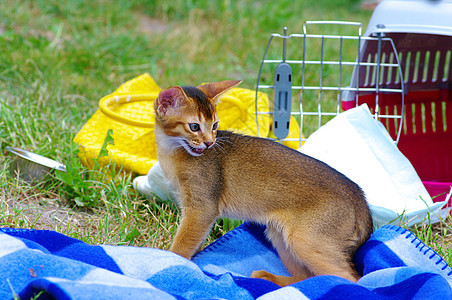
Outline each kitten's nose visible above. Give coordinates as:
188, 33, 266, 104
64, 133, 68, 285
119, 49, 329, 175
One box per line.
204, 142, 214, 148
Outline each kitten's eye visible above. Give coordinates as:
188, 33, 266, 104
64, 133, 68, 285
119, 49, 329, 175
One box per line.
189, 123, 200, 132
212, 122, 219, 130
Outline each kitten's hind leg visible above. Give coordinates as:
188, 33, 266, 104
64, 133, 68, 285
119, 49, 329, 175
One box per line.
250, 224, 313, 286
250, 223, 360, 286
287, 227, 361, 283
170, 206, 218, 259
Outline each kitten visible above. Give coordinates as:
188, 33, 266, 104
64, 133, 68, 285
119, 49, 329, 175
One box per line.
153, 80, 373, 286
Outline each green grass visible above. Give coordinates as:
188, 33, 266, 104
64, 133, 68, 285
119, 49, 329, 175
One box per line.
1, 0, 451, 267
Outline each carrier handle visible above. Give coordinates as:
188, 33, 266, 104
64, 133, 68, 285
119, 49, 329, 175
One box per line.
302, 21, 362, 36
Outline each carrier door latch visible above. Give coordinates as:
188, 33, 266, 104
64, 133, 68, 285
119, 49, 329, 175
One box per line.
273, 62, 293, 140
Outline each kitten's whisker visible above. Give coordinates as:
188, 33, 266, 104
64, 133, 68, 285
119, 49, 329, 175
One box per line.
175, 147, 185, 154
213, 143, 226, 154
214, 140, 224, 149
215, 138, 232, 150
216, 136, 233, 146
216, 136, 230, 141
215, 137, 228, 143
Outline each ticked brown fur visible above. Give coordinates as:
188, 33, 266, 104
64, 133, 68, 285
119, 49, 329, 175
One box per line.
153, 80, 373, 286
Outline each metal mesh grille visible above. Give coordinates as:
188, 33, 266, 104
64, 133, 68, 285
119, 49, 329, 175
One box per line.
255, 21, 405, 148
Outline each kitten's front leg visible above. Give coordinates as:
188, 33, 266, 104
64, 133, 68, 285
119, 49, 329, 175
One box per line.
170, 206, 218, 259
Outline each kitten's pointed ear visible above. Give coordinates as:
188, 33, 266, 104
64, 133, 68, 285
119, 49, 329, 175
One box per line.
154, 86, 187, 116
197, 80, 242, 102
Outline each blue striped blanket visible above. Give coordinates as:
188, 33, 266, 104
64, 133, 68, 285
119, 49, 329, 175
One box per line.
1, 223, 451, 299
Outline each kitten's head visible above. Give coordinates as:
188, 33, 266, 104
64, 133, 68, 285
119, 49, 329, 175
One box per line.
154, 80, 241, 156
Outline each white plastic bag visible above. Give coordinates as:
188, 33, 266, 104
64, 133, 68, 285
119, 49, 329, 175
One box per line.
299, 104, 450, 227
133, 161, 176, 202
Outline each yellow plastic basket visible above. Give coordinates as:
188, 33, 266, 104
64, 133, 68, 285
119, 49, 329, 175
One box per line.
74, 73, 301, 175
74, 74, 160, 174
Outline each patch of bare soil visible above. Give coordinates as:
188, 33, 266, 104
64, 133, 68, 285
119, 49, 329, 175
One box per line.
136, 13, 169, 34
1, 186, 100, 236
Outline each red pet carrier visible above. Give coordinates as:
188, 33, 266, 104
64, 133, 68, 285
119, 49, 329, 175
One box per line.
342, 0, 452, 204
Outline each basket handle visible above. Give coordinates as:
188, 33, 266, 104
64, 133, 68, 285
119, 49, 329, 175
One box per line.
218, 94, 248, 122
99, 93, 159, 128
99, 91, 248, 127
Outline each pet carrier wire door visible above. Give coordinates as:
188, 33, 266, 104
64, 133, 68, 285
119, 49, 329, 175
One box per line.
255, 21, 405, 149
343, 0, 452, 204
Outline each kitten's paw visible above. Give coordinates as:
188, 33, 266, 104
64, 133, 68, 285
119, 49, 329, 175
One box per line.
251, 270, 302, 286
250, 270, 274, 281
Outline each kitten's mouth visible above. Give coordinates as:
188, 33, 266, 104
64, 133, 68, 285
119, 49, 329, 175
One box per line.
183, 141, 205, 156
